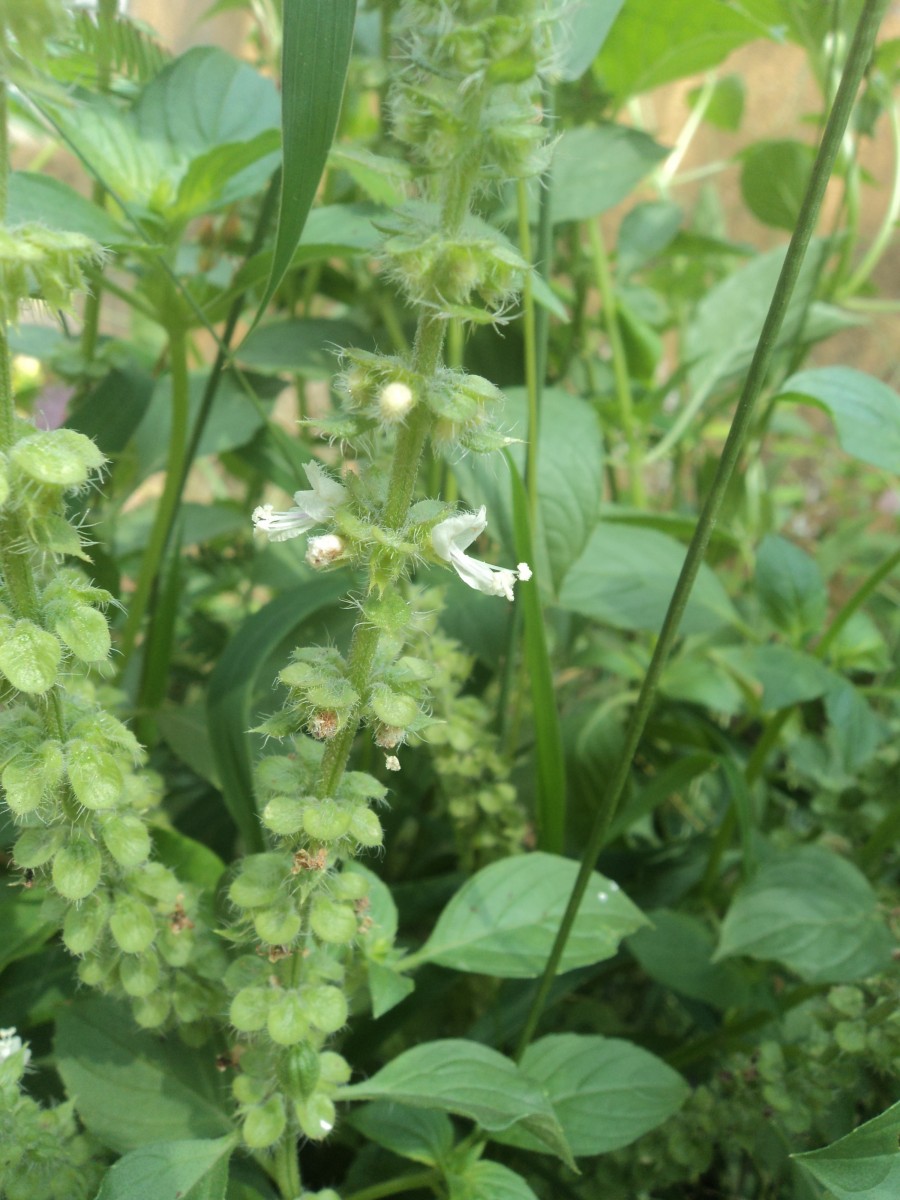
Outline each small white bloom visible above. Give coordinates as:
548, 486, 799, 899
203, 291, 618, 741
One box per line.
431, 506, 531, 602
0, 1027, 29, 1066
378, 380, 414, 423
252, 461, 347, 543
306, 533, 346, 569
384, 755, 401, 772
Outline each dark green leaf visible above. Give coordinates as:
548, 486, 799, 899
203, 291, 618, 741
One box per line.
544, 125, 668, 224
347, 1102, 454, 1167
794, 1099, 900, 1199
777, 366, 900, 473
715, 846, 893, 983
448, 1161, 539, 1200
415, 852, 647, 978
255, 0, 358, 320
559, 523, 738, 635
55, 997, 232, 1153
337, 1039, 574, 1167
0, 889, 59, 973
497, 1034, 688, 1156
94, 1137, 234, 1200
755, 534, 827, 641
235, 318, 365, 377
741, 139, 815, 229
719, 645, 832, 711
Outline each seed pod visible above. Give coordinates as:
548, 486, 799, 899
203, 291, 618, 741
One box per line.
0, 620, 61, 694
52, 835, 102, 901
260, 794, 307, 837
242, 1095, 286, 1149
303, 985, 348, 1035
65, 741, 123, 811
229, 853, 289, 910
294, 1093, 336, 1142
62, 892, 110, 955
230, 986, 271, 1033
131, 991, 171, 1029
309, 897, 358, 945
332, 871, 369, 902
267, 990, 309, 1046
157, 925, 194, 967
302, 800, 353, 842
14, 825, 65, 869
98, 811, 151, 868
77, 953, 115, 989
173, 976, 210, 1024
233, 1073, 269, 1106
349, 807, 383, 848
318, 1051, 351, 1086
277, 1042, 321, 1100
253, 904, 301, 946
119, 951, 161, 998
109, 895, 157, 953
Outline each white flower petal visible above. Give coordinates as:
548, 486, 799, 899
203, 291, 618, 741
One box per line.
431, 506, 487, 561
252, 504, 316, 542
450, 546, 519, 601
431, 506, 532, 601
298, 461, 347, 521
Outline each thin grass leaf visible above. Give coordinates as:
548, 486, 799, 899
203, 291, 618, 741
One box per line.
505, 450, 566, 854
206, 576, 350, 853
251, 0, 358, 326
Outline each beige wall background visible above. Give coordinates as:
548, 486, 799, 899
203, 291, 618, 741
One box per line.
130, 2, 900, 383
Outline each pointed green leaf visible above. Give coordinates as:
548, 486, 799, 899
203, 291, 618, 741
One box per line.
94, 1137, 234, 1200
794, 1100, 900, 1199
449, 1161, 539, 1200
777, 366, 900, 473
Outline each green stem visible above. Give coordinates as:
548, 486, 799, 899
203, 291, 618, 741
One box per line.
588, 219, 644, 506
346, 1168, 438, 1200
517, 177, 540, 525
117, 297, 191, 672
513, 0, 890, 1061
270, 1135, 302, 1200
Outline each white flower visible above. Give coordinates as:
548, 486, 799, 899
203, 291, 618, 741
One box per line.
431, 506, 531, 601
252, 461, 346, 543
0, 1027, 29, 1066
306, 533, 346, 569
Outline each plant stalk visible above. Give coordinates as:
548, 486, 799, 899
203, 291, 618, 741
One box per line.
514, 0, 890, 1060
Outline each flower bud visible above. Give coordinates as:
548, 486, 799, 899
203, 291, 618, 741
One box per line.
53, 604, 111, 664
118, 951, 161, 998
378, 381, 415, 423
303, 985, 348, 1034
261, 794, 308, 837
294, 1094, 336, 1141
77, 955, 115, 989
308, 709, 340, 740
332, 871, 369, 902
267, 990, 309, 1045
109, 895, 157, 954
98, 811, 151, 868
370, 684, 419, 728
62, 892, 110, 955
0, 619, 61, 694
318, 1051, 352, 1086
302, 799, 353, 842
243, 1095, 287, 1149
224, 954, 269, 992
229, 853, 290, 910
233, 1073, 269, 1106
66, 741, 124, 811
14, 825, 65, 869
310, 897, 358, 945
10, 428, 105, 489
230, 986, 271, 1033
306, 534, 346, 570
52, 835, 102, 901
172, 977, 211, 1024
253, 904, 301, 946
277, 1042, 321, 1100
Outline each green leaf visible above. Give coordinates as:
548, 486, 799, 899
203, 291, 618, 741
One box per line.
207, 576, 350, 853
173, 130, 281, 218
235, 318, 365, 377
157, 701, 221, 787
715, 846, 893, 983
559, 523, 737, 635
741, 139, 815, 230
617, 201, 683, 277
367, 962, 415, 1019
152, 827, 226, 893
689, 74, 745, 131
794, 1099, 900, 1199
254, 0, 358, 321
0, 889, 59, 973
7, 172, 128, 246
497, 1034, 688, 1157
595, 0, 778, 101
719, 645, 832, 711
448, 1161, 539, 1200
94, 1137, 234, 1200
543, 125, 668, 224
55, 997, 232, 1153
553, 0, 626, 82
328, 143, 411, 205
415, 852, 647, 978
755, 534, 827, 641
337, 1039, 574, 1167
347, 1102, 454, 1167
776, 366, 900, 473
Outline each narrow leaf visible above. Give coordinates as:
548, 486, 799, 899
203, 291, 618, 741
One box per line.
253, 0, 357, 323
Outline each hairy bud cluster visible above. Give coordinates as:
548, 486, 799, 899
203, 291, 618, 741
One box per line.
0, 226, 106, 328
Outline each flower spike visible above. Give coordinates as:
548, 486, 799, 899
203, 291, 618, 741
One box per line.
252, 461, 347, 543
431, 506, 531, 601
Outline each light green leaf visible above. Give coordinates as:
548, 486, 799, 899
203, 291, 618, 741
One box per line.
416, 853, 647, 978
55, 997, 232, 1153
448, 1161, 539, 1200
7, 172, 128, 246
337, 1039, 574, 1167
347, 1102, 454, 1167
94, 1137, 234, 1200
718, 645, 832, 711
777, 366, 900, 473
254, 0, 358, 321
367, 962, 415, 1019
553, 0, 626, 82
794, 1099, 900, 1199
329, 143, 412, 205
715, 846, 893, 983
689, 74, 745, 131
544, 125, 668, 224
755, 534, 827, 641
559, 523, 737, 635
497, 1034, 688, 1157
